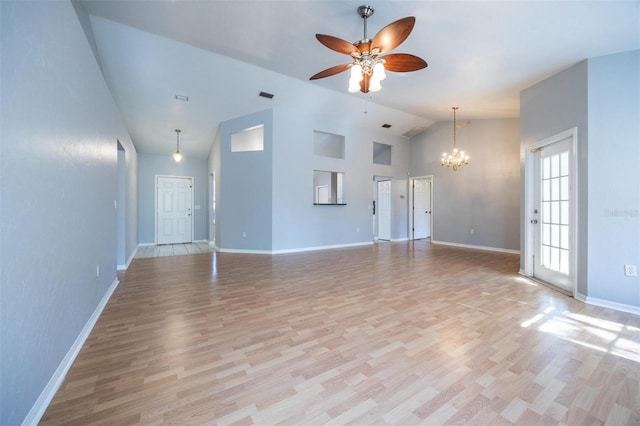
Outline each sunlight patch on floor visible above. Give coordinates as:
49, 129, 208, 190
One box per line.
521, 308, 640, 363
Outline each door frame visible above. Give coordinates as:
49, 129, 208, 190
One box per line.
155, 174, 195, 245
373, 176, 393, 241
523, 127, 578, 296
409, 175, 433, 240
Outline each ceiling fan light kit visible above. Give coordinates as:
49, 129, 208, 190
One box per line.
310, 5, 427, 94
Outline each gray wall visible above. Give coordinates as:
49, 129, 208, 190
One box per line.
520, 51, 639, 307
138, 153, 208, 244
587, 51, 639, 305
410, 118, 521, 251
210, 106, 412, 252
0, 1, 138, 423
520, 60, 589, 297
219, 109, 274, 251
272, 106, 411, 250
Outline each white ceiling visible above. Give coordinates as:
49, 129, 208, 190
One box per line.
79, 0, 639, 157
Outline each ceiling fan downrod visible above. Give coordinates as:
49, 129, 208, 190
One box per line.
357, 5, 374, 41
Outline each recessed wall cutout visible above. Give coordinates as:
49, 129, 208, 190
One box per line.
314, 130, 345, 159
373, 142, 392, 165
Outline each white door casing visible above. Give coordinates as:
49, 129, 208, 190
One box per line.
156, 175, 193, 245
525, 128, 577, 295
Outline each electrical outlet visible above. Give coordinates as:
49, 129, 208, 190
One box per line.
242, 231, 246, 238
96, 265, 100, 278
356, 227, 360, 233
624, 264, 637, 277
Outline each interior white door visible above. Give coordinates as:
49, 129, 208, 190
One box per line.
532, 136, 574, 293
413, 178, 431, 239
377, 180, 391, 241
157, 176, 193, 244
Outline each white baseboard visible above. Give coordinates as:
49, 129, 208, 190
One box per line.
520, 270, 639, 316
117, 244, 139, 271
22, 278, 120, 426
138, 242, 155, 247
575, 293, 640, 316
218, 248, 272, 254
431, 240, 520, 255
391, 238, 409, 242
218, 241, 373, 255
194, 239, 208, 243
272, 241, 373, 254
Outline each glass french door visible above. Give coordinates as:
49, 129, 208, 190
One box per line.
532, 136, 574, 293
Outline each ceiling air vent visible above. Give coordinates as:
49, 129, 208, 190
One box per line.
259, 91, 274, 99
381, 123, 392, 128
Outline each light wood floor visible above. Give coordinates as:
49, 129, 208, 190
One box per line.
135, 242, 215, 259
42, 241, 639, 425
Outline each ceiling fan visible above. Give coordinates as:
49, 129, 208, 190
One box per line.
310, 5, 427, 94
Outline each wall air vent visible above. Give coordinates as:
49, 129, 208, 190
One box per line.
259, 91, 274, 99
381, 123, 392, 128
174, 94, 189, 102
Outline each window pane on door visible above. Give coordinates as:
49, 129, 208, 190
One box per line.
540, 150, 570, 275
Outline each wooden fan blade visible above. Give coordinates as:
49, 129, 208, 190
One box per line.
315, 34, 357, 55
382, 53, 428, 72
371, 17, 415, 54
310, 63, 351, 80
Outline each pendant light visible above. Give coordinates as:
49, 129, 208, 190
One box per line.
173, 129, 183, 163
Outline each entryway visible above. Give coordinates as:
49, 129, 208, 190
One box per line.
156, 175, 194, 245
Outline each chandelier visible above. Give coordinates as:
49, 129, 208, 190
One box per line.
441, 107, 469, 171
173, 128, 183, 163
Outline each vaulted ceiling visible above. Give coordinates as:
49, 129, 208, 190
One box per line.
79, 1, 639, 157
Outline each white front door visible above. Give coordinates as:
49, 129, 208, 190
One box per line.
377, 180, 391, 241
532, 136, 574, 293
413, 178, 431, 239
157, 176, 193, 245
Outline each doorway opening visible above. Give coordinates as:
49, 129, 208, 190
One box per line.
524, 128, 577, 296
116, 141, 126, 269
373, 177, 392, 241
409, 176, 433, 240
210, 171, 216, 247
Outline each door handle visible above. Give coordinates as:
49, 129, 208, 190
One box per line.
530, 219, 538, 224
